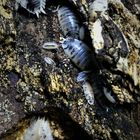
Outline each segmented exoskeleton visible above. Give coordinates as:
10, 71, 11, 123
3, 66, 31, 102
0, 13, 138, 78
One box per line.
42, 4, 116, 104
16, 0, 46, 17
43, 38, 98, 80
43, 38, 97, 105
58, 6, 84, 40
62, 38, 97, 72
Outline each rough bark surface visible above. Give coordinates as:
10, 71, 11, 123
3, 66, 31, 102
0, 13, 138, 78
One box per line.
0, 0, 140, 140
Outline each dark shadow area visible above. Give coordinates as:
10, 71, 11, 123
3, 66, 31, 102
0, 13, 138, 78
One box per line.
0, 106, 93, 140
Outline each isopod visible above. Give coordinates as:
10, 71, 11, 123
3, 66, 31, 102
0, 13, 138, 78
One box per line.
58, 6, 85, 40
16, 0, 46, 17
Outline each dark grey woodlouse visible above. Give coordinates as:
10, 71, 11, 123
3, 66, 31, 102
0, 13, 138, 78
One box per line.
61, 38, 97, 73
58, 6, 84, 40
16, 0, 46, 17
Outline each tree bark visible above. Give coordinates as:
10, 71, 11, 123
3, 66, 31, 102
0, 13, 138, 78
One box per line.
0, 0, 140, 139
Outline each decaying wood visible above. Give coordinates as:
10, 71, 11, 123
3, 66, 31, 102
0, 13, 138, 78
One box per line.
0, 0, 140, 139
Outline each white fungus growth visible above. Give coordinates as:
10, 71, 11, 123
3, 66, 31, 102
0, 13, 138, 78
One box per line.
92, 19, 104, 53
116, 57, 128, 73
89, 0, 108, 18
133, 63, 138, 86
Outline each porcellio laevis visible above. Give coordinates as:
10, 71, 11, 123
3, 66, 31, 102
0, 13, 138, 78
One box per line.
61, 38, 97, 72
58, 6, 84, 40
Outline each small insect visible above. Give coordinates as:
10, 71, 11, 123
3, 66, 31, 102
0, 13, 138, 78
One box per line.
16, 0, 46, 17
58, 6, 85, 40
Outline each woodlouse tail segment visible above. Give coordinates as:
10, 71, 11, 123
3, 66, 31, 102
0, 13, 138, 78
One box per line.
23, 118, 53, 140
35, 8, 46, 18
35, 11, 40, 18
40, 7, 46, 14
42, 42, 60, 49
76, 71, 91, 83
50, 5, 60, 13
16, 0, 46, 18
